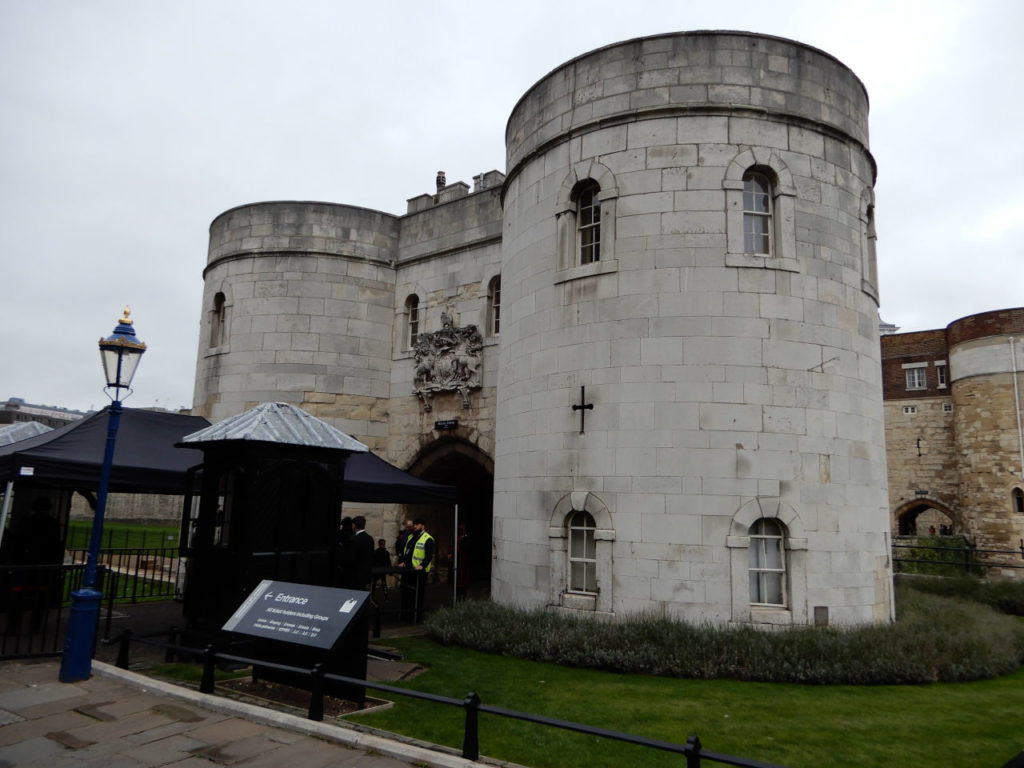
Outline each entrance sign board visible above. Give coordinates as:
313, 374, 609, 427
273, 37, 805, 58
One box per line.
223, 579, 368, 650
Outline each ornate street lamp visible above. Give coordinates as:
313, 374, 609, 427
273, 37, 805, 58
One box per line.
60, 308, 146, 682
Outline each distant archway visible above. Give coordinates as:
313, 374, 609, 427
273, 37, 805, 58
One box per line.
895, 499, 957, 536
408, 440, 493, 596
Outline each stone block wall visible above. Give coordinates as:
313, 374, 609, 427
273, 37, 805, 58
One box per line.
496, 32, 892, 627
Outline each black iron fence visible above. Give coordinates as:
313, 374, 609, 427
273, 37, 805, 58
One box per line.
1, 546, 181, 659
892, 537, 1024, 577
111, 630, 787, 768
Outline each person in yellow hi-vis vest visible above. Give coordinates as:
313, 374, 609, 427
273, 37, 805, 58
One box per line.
402, 518, 435, 622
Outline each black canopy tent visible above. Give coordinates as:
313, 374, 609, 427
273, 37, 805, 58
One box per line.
0, 407, 210, 494
0, 407, 457, 503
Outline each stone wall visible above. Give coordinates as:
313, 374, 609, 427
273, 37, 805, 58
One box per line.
882, 310, 1024, 570
497, 32, 891, 626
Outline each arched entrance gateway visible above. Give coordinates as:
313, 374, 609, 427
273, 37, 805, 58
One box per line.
408, 440, 493, 598
895, 499, 958, 536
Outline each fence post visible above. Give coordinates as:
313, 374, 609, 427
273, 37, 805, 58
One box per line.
165, 627, 179, 663
308, 663, 325, 722
462, 691, 481, 761
685, 734, 702, 768
115, 629, 132, 669
200, 644, 216, 694
104, 568, 116, 638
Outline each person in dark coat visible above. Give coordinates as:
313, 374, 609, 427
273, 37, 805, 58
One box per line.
372, 538, 392, 599
350, 515, 374, 590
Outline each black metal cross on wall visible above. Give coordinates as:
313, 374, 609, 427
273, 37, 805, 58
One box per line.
572, 385, 594, 434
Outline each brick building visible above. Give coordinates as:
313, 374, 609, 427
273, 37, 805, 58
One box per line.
882, 308, 1024, 571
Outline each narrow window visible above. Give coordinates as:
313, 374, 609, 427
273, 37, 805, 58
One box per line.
749, 518, 786, 606
903, 405, 917, 415
406, 295, 420, 349
568, 510, 597, 593
576, 182, 601, 265
210, 292, 226, 348
935, 363, 947, 389
487, 276, 501, 336
1012, 488, 1024, 515
905, 368, 927, 390
743, 171, 772, 255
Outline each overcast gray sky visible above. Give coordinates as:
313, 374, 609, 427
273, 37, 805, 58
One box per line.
2, 0, 1021, 414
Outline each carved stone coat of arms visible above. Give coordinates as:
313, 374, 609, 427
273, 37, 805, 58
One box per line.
412, 312, 483, 411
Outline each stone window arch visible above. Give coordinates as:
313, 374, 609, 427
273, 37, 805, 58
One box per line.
1012, 486, 1024, 515
860, 187, 879, 302
486, 275, 501, 336
207, 289, 230, 352
405, 294, 420, 350
549, 490, 614, 614
727, 497, 807, 625
723, 149, 798, 272
554, 162, 618, 283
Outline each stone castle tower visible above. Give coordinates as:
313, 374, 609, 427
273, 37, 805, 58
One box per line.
193, 32, 894, 626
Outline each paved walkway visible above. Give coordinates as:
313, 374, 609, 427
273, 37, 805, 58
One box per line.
0, 658, 511, 768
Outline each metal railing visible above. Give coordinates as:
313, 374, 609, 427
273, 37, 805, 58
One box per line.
892, 537, 1024, 576
108, 630, 786, 768
65, 546, 182, 603
1, 546, 181, 659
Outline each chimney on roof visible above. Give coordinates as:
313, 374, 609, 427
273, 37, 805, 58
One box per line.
436, 171, 446, 192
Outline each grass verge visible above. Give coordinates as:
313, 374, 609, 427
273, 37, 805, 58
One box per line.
349, 636, 1024, 768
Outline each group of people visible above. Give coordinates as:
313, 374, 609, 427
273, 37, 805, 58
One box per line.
337, 515, 434, 622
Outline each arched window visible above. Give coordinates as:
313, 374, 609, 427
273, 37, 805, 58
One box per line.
742, 170, 772, 256
210, 292, 226, 348
568, 510, 597, 593
576, 182, 601, 265
487, 276, 501, 336
724, 153, 797, 272
1013, 487, 1024, 515
405, 294, 420, 349
749, 518, 786, 606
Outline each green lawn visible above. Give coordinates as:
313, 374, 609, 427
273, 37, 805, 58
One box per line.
65, 520, 179, 550
350, 637, 1024, 768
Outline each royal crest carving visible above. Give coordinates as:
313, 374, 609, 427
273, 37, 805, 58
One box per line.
412, 311, 483, 411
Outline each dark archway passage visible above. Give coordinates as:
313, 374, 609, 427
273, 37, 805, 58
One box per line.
896, 502, 955, 536
410, 442, 493, 597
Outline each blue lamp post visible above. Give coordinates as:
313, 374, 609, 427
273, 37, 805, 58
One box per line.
60, 307, 146, 682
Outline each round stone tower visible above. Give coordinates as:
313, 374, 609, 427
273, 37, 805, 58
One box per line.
495, 32, 892, 626
193, 202, 398, 449
947, 309, 1024, 559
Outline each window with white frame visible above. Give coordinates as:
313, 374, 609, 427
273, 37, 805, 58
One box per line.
406, 295, 420, 349
905, 366, 927, 390
903, 405, 917, 415
742, 171, 772, 255
942, 402, 953, 413
487, 276, 501, 336
568, 510, 597, 593
749, 518, 786, 606
576, 182, 601, 265
935, 362, 947, 388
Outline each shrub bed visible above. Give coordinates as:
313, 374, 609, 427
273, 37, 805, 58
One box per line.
426, 585, 1024, 684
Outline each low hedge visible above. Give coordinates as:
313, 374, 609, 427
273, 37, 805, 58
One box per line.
426, 584, 1024, 684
